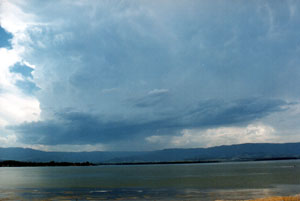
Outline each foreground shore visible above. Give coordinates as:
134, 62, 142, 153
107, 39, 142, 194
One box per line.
219, 195, 300, 201
217, 195, 300, 201
248, 195, 300, 201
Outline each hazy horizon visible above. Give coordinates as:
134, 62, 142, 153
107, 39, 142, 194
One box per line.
2, 141, 300, 153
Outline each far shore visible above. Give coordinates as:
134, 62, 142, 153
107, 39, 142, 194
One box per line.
97, 157, 300, 166
1, 157, 300, 167
0, 160, 95, 167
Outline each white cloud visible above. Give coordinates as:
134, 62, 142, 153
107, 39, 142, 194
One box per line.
0, 48, 20, 88
0, 0, 39, 52
146, 135, 168, 144
0, 47, 40, 128
176, 124, 276, 148
25, 143, 107, 152
0, 0, 41, 147
0, 133, 17, 146
0, 93, 40, 126
0, 0, 30, 33
147, 124, 277, 149
148, 88, 169, 95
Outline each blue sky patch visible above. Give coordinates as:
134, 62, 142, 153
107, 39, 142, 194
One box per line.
10, 62, 34, 78
11, 62, 39, 95
16, 80, 40, 95
0, 26, 12, 49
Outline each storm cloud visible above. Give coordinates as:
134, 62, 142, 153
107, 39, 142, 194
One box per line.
1, 0, 300, 150
11, 98, 288, 145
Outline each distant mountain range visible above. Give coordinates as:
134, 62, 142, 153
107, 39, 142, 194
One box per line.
1, 143, 300, 163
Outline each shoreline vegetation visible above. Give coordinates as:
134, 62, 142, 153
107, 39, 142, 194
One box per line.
0, 157, 299, 167
97, 157, 300, 166
0, 160, 94, 167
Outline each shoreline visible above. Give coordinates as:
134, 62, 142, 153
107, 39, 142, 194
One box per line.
1, 157, 300, 167
219, 195, 300, 201
0, 188, 299, 200
97, 157, 300, 166
0, 160, 95, 167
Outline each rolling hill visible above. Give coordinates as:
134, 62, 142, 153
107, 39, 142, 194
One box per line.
1, 142, 300, 163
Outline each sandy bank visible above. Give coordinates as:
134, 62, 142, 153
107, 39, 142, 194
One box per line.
216, 195, 300, 201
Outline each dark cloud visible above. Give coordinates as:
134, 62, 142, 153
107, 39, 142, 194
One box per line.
10, 98, 288, 145
131, 89, 170, 108
3, 1, 300, 150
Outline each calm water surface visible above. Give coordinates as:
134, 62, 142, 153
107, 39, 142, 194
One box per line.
0, 160, 300, 200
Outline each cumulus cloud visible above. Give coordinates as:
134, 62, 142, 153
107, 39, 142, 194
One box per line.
0, 133, 17, 147
1, 0, 300, 150
0, 46, 40, 126
0, 1, 40, 147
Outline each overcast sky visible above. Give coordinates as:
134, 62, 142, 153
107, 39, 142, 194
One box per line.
1, 0, 300, 151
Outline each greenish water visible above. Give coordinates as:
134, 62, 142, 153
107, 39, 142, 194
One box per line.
0, 160, 300, 200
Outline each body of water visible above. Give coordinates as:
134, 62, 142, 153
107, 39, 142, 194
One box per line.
0, 160, 300, 200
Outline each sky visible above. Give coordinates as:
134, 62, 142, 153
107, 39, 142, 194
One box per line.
1, 0, 300, 152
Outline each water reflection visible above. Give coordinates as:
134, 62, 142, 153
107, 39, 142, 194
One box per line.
0, 160, 299, 200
